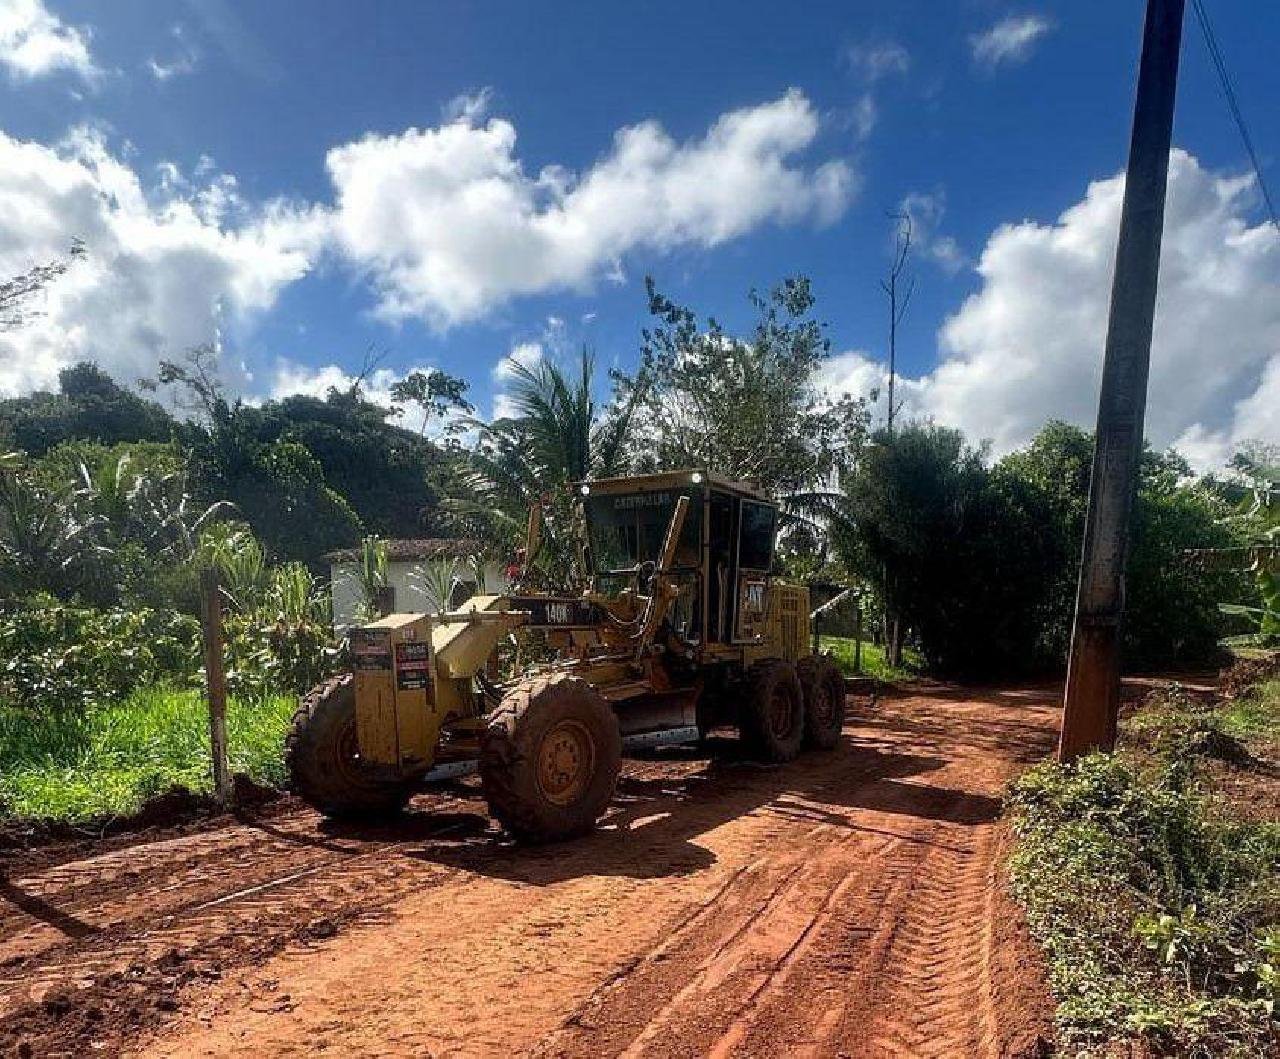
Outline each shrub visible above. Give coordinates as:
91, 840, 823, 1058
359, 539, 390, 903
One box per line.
1006, 750, 1278, 1055
0, 600, 201, 713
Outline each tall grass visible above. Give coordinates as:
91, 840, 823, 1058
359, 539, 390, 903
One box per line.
0, 687, 295, 822
819, 635, 922, 682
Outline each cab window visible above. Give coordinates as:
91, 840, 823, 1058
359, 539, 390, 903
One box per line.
737, 500, 776, 571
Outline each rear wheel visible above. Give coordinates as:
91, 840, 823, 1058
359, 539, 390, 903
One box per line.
798, 655, 847, 750
739, 660, 804, 762
480, 673, 621, 842
286, 674, 413, 818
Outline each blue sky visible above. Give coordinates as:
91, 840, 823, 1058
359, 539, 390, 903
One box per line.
0, 0, 1276, 466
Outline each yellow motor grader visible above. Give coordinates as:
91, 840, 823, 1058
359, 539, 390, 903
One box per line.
287, 470, 846, 841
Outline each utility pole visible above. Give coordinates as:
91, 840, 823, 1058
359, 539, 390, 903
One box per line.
1059, 0, 1186, 762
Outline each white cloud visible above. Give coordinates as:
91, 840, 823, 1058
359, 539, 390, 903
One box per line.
900, 150, 1279, 470
270, 359, 413, 409
846, 40, 910, 83
899, 189, 967, 274
0, 128, 325, 396
493, 340, 544, 383
0, 0, 98, 82
442, 86, 493, 124
969, 14, 1053, 68
323, 88, 855, 328
491, 340, 545, 419
146, 25, 199, 82
850, 94, 877, 141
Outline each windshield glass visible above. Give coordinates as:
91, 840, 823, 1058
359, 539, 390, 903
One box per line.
584, 488, 702, 574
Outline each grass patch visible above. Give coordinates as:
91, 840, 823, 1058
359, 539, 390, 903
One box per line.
1006, 685, 1280, 1057
0, 686, 295, 823
819, 635, 922, 682
1219, 678, 1280, 745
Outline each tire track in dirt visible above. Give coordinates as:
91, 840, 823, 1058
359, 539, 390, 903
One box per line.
0, 793, 482, 974
0, 684, 1063, 1058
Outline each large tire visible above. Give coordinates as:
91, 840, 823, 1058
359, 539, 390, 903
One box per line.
480, 673, 621, 843
798, 654, 846, 750
286, 674, 412, 818
738, 660, 804, 763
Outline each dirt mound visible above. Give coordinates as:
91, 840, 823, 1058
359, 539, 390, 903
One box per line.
0, 774, 285, 865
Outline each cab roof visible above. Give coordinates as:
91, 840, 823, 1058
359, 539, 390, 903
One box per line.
576, 469, 775, 505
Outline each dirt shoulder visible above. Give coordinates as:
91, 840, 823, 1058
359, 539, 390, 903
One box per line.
0, 683, 1061, 1058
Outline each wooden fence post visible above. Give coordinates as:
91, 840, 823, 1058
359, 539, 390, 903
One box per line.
201, 567, 233, 808
854, 605, 863, 674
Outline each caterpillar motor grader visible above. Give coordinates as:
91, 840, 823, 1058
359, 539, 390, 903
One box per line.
287, 470, 846, 842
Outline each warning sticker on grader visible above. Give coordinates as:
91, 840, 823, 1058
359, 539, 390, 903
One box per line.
395, 641, 430, 690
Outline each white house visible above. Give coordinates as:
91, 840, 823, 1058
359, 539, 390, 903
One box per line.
326, 538, 509, 633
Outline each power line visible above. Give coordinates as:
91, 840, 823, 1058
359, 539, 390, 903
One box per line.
1190, 0, 1280, 230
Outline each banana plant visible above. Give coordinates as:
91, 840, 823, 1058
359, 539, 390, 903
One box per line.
0, 451, 109, 598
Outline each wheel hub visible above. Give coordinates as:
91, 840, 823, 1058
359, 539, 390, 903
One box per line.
537, 719, 596, 806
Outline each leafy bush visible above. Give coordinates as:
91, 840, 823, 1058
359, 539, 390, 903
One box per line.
1006, 746, 1278, 1055
0, 600, 200, 713
224, 613, 339, 696
0, 685, 293, 821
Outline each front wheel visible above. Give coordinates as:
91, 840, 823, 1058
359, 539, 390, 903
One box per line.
286, 674, 413, 818
480, 673, 621, 843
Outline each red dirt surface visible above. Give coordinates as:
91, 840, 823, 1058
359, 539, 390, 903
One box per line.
0, 683, 1062, 1058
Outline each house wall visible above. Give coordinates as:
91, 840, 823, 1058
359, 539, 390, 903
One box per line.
329, 559, 510, 633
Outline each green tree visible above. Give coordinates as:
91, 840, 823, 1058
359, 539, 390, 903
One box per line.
618, 276, 870, 504
998, 423, 1242, 670
0, 363, 175, 457
840, 421, 1240, 676
841, 424, 1050, 675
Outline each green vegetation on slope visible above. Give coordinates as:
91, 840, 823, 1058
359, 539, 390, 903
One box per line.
1005, 681, 1279, 1057
0, 687, 294, 822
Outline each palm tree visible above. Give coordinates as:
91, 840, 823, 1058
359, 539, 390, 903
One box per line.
456, 347, 642, 583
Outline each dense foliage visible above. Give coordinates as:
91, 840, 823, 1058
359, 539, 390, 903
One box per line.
0, 601, 200, 714
0, 275, 1268, 707
1006, 686, 1279, 1055
840, 421, 1247, 676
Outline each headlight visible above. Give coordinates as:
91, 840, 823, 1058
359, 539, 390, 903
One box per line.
690, 472, 704, 484
579, 484, 591, 496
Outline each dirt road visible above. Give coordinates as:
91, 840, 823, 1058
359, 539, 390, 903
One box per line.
0, 684, 1061, 1058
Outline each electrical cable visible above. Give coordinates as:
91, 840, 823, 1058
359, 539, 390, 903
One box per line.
1190, 0, 1279, 230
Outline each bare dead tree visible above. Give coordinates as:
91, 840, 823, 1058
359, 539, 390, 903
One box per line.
880, 212, 914, 436
0, 240, 85, 332
879, 213, 915, 667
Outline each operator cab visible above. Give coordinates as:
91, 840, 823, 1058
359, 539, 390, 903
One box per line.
577, 470, 778, 646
